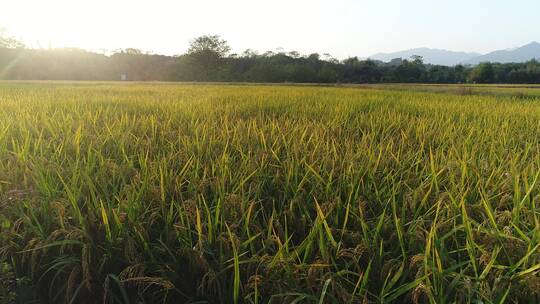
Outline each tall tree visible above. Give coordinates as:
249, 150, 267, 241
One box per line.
469, 62, 495, 83
187, 35, 230, 56
184, 35, 231, 80
411, 55, 424, 65
0, 28, 24, 49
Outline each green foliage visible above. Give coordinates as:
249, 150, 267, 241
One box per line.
2, 34, 540, 83
0, 28, 24, 49
181, 35, 232, 81
0, 263, 17, 304
0, 262, 31, 304
187, 35, 231, 57
470, 62, 496, 83
0, 83, 540, 303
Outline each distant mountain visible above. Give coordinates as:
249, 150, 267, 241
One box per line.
369, 48, 480, 66
464, 42, 540, 65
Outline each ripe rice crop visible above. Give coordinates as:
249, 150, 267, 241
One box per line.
0, 82, 539, 303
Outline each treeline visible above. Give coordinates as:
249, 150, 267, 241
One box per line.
1, 35, 540, 84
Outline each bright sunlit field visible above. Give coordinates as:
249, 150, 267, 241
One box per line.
1, 83, 540, 303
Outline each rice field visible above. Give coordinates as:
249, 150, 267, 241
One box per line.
1, 82, 540, 303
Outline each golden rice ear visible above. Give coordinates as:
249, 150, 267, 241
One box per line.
246, 274, 262, 292
409, 253, 424, 267
412, 283, 430, 304
12, 218, 24, 232
119, 263, 147, 282
520, 274, 540, 296
46, 229, 67, 242
199, 269, 219, 295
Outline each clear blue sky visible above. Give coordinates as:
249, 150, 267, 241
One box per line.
1, 0, 539, 58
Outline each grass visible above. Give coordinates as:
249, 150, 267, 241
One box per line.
0, 82, 539, 303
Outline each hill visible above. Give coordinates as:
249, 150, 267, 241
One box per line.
369, 48, 480, 66
464, 42, 540, 65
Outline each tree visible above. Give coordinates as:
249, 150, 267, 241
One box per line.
242, 49, 259, 58
108, 48, 180, 81
121, 48, 144, 55
0, 28, 24, 49
343, 56, 360, 65
288, 51, 301, 58
411, 55, 424, 65
184, 35, 231, 81
469, 62, 495, 83
393, 57, 426, 83
188, 35, 230, 56
307, 53, 320, 61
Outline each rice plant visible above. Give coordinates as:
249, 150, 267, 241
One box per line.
0, 82, 539, 303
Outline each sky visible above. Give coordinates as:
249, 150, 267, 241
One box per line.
1, 0, 539, 59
